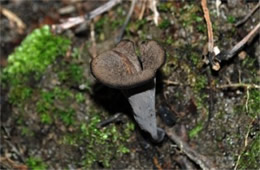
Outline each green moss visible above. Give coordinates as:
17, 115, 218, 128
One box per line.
247, 89, 260, 119
194, 75, 207, 93
58, 63, 85, 86
2, 25, 70, 106
8, 86, 32, 105
58, 108, 75, 126
189, 122, 203, 138
158, 2, 174, 12
179, 4, 201, 28
159, 19, 171, 29
75, 93, 85, 103
227, 15, 236, 24
233, 89, 260, 169
127, 19, 147, 33
80, 115, 134, 168
36, 88, 76, 125
237, 133, 260, 169
3, 25, 70, 84
61, 111, 134, 168
21, 127, 34, 137
189, 52, 200, 67
166, 36, 174, 45
26, 157, 47, 170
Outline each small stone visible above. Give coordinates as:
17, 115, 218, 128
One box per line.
238, 51, 247, 60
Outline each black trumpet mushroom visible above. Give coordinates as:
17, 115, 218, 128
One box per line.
91, 40, 165, 142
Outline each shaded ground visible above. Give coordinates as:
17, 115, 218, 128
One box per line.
1, 0, 259, 169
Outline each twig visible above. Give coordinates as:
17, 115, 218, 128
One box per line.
116, 0, 137, 43
217, 83, 260, 89
0, 156, 27, 170
201, 0, 220, 70
52, 0, 122, 33
201, 0, 214, 53
148, 0, 160, 26
216, 0, 221, 17
165, 127, 216, 170
163, 80, 183, 86
153, 157, 163, 170
234, 119, 254, 170
235, 2, 260, 27
0, 7, 26, 34
205, 67, 214, 129
216, 23, 260, 61
97, 112, 123, 128
245, 88, 250, 112
90, 22, 97, 58
138, 0, 147, 20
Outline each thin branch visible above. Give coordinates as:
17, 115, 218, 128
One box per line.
0, 7, 26, 34
217, 83, 260, 89
235, 2, 260, 27
163, 80, 183, 86
148, 0, 160, 26
116, 0, 137, 43
234, 119, 254, 170
216, 23, 260, 61
90, 22, 97, 58
201, 0, 214, 53
97, 113, 123, 128
165, 127, 216, 170
52, 0, 122, 33
139, 0, 147, 20
229, 23, 260, 55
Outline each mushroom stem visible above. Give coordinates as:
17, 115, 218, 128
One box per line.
122, 78, 165, 142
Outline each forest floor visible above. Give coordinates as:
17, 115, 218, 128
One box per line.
0, 0, 259, 169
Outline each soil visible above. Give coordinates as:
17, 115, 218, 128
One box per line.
1, 0, 259, 169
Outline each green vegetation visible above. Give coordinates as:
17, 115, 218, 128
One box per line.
247, 89, 260, 118
2, 25, 70, 106
26, 157, 47, 170
227, 15, 236, 24
62, 113, 135, 168
189, 122, 203, 138
36, 87, 77, 125
234, 88, 260, 169
159, 19, 171, 29
237, 133, 260, 169
2, 25, 70, 85
158, 2, 174, 12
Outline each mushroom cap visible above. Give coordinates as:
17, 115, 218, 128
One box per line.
91, 40, 165, 89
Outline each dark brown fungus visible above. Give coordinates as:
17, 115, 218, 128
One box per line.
91, 40, 165, 142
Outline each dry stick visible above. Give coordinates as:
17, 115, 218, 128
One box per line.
234, 119, 254, 170
97, 113, 123, 128
138, 0, 147, 20
165, 127, 216, 170
217, 83, 260, 89
0, 7, 26, 34
52, 0, 122, 33
216, 23, 260, 61
235, 2, 260, 27
201, 0, 214, 53
90, 22, 97, 58
205, 67, 214, 129
116, 0, 137, 43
